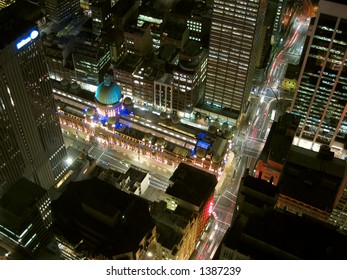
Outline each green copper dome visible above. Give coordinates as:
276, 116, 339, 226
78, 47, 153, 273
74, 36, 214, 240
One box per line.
95, 76, 122, 106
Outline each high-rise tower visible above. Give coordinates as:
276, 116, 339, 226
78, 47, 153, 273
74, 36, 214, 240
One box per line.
0, 2, 68, 195
204, 0, 267, 116
43, 0, 81, 24
290, 0, 347, 151
0, 0, 16, 10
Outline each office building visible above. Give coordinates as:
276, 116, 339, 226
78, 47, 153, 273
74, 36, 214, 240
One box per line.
276, 145, 347, 230
137, 0, 168, 49
187, 3, 212, 46
52, 177, 156, 260
172, 41, 208, 114
161, 22, 189, 49
291, 0, 347, 151
255, 113, 300, 185
113, 53, 142, 99
73, 28, 111, 91
150, 200, 199, 260
217, 208, 347, 260
0, 178, 54, 259
113, 53, 159, 106
98, 166, 150, 196
216, 173, 347, 260
43, 0, 81, 24
112, 0, 140, 31
154, 73, 173, 112
90, 0, 113, 34
42, 33, 75, 82
204, 0, 267, 116
124, 24, 153, 56
160, 1, 195, 49
271, 0, 286, 42
0, 0, 16, 9
165, 163, 217, 238
254, 1, 277, 82
0, 2, 67, 195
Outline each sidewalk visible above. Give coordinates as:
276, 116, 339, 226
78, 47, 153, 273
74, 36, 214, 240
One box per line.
215, 151, 235, 191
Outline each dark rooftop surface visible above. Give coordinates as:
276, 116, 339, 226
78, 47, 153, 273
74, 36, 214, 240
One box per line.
286, 145, 346, 177
115, 53, 143, 73
152, 202, 195, 251
0, 178, 45, 217
279, 145, 346, 211
181, 40, 204, 57
89, 0, 109, 8
260, 113, 300, 163
0, 0, 42, 49
196, 103, 239, 120
52, 177, 154, 258
166, 163, 217, 208
242, 175, 278, 198
171, 0, 196, 17
52, 79, 95, 103
158, 44, 180, 62
224, 211, 347, 260
113, 0, 137, 17
0, 178, 46, 234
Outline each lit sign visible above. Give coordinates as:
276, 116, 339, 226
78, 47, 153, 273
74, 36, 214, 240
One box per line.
16, 30, 39, 50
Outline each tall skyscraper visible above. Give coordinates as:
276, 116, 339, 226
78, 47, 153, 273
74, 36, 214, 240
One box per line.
204, 0, 267, 116
0, 0, 16, 10
0, 2, 67, 195
290, 0, 347, 151
0, 178, 54, 259
73, 29, 111, 91
271, 0, 286, 42
43, 0, 81, 24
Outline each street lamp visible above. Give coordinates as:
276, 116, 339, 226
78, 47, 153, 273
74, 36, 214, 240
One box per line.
65, 157, 73, 166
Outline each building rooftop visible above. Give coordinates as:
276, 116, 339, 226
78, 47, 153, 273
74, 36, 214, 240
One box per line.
75, 30, 101, 44
95, 76, 122, 105
117, 167, 147, 193
151, 201, 196, 252
260, 113, 301, 163
133, 59, 157, 81
90, 0, 109, 8
196, 103, 239, 120
52, 79, 95, 103
0, 178, 46, 234
223, 210, 347, 259
181, 40, 204, 57
278, 145, 346, 211
242, 175, 278, 198
113, 0, 137, 17
158, 44, 180, 63
156, 73, 173, 84
166, 163, 217, 209
115, 53, 143, 73
139, 0, 167, 15
52, 177, 155, 258
0, 0, 42, 49
210, 137, 228, 158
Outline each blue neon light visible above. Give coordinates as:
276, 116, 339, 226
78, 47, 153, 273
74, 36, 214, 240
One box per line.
16, 30, 39, 50
197, 140, 210, 150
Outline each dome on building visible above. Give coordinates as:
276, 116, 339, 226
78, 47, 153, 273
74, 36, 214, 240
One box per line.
95, 76, 122, 106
